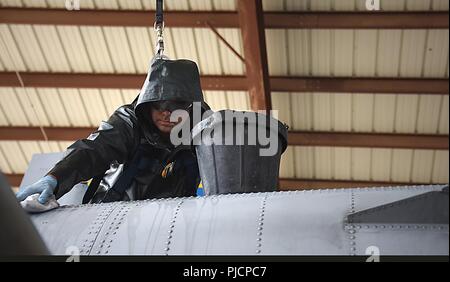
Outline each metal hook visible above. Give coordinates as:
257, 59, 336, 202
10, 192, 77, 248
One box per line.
154, 21, 165, 58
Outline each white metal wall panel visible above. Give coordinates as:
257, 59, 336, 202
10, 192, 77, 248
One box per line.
438, 96, 449, 134
189, 0, 213, 10
37, 141, 64, 153
0, 0, 446, 11
93, 0, 119, 9
14, 88, 51, 126
290, 93, 313, 130
287, 30, 310, 75
411, 149, 435, 183
395, 94, 420, 133
432, 0, 450, 10
279, 146, 295, 178
117, 0, 143, 10
216, 28, 245, 75
263, 0, 284, 11
352, 148, 372, 181
103, 27, 137, 73
293, 146, 315, 179
56, 26, 93, 73
121, 89, 139, 104
400, 30, 428, 77
423, 30, 449, 78
21, 0, 46, 8
125, 27, 155, 74
333, 147, 352, 180
271, 92, 291, 126
79, 27, 115, 73
313, 93, 333, 131
212, 0, 236, 10
0, 102, 9, 126
314, 147, 333, 179
204, 91, 228, 111
265, 30, 288, 76
284, 146, 447, 183
7, 25, 49, 72
352, 94, 374, 132
0, 87, 30, 126
33, 25, 71, 72
377, 30, 402, 77
273, 29, 449, 78
37, 88, 72, 126
164, 0, 189, 10
169, 28, 200, 66
311, 29, 332, 76
57, 89, 91, 127
0, 145, 12, 174
226, 91, 251, 111
416, 95, 443, 134
44, 0, 65, 9
373, 94, 396, 132
79, 89, 108, 126
391, 149, 414, 182
194, 29, 223, 75
310, 0, 334, 10
276, 92, 448, 135
264, 0, 448, 11
100, 89, 125, 116
0, 53, 5, 71
406, 0, 432, 11
354, 30, 377, 76
204, 91, 250, 112
371, 148, 392, 181
0, 141, 28, 173
0, 0, 23, 7
332, 94, 352, 131
432, 150, 449, 183
333, 30, 354, 76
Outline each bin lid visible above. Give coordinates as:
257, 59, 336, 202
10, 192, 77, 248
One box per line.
192, 110, 288, 153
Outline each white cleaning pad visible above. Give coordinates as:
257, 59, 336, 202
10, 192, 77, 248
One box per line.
20, 193, 59, 213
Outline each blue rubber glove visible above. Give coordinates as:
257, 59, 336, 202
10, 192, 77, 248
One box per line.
16, 175, 58, 204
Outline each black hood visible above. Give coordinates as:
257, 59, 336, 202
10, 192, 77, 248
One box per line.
135, 58, 210, 148
135, 58, 208, 118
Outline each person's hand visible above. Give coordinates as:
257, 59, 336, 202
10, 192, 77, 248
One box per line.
16, 175, 58, 204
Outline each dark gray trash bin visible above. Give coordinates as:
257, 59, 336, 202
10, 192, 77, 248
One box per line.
192, 110, 288, 195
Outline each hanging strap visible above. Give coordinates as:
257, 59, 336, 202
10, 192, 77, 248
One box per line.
154, 0, 165, 57
155, 0, 164, 26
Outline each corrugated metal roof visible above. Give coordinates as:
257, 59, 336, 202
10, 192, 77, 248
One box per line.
280, 146, 448, 183
0, 87, 251, 127
1, 0, 448, 11
272, 93, 449, 135
266, 29, 449, 77
0, 2, 448, 187
263, 0, 449, 11
0, 0, 237, 10
0, 25, 245, 75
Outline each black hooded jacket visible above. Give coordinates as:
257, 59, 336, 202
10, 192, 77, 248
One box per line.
48, 58, 209, 203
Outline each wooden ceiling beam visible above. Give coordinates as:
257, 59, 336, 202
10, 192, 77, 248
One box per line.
1, 127, 448, 150
238, 0, 272, 111
0, 72, 447, 94
0, 8, 447, 29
